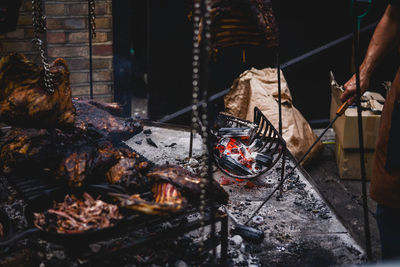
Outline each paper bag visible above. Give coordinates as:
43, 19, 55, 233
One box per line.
224, 67, 322, 165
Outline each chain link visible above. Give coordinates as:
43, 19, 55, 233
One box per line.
31, 0, 54, 94
192, 0, 212, 254
89, 0, 96, 38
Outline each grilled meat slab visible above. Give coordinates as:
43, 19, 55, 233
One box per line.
147, 165, 228, 204
106, 147, 150, 192
74, 99, 142, 141
112, 182, 187, 216
0, 53, 75, 129
0, 127, 140, 187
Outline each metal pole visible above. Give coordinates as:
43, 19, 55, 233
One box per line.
352, 0, 372, 260
88, 0, 93, 100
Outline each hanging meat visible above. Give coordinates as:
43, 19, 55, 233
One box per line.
186, 0, 278, 49
0, 53, 76, 129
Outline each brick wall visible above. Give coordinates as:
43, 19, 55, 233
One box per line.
0, 0, 113, 102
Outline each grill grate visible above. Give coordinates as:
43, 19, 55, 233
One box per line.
212, 106, 286, 179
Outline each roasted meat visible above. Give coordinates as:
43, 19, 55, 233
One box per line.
186, 0, 277, 49
0, 127, 128, 187
147, 165, 228, 204
74, 99, 143, 141
106, 146, 150, 192
112, 165, 229, 216
0, 53, 75, 129
112, 182, 187, 216
34, 192, 123, 234
57, 139, 121, 187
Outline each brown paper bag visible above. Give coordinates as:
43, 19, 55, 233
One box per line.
224, 67, 322, 165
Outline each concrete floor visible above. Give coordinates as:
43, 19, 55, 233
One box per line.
127, 96, 383, 264
307, 128, 381, 262
125, 124, 368, 266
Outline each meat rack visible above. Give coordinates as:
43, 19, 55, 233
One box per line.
4, 175, 228, 265
211, 106, 286, 179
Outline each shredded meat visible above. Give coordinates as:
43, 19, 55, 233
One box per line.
33, 192, 123, 234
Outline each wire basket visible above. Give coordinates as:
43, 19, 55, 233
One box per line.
211, 107, 286, 179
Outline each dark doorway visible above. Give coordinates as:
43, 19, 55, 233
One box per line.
113, 1, 396, 126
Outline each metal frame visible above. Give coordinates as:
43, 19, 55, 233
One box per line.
212, 107, 286, 180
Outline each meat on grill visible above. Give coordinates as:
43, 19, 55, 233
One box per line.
106, 147, 151, 192
147, 164, 229, 204
112, 165, 229, 216
0, 127, 125, 187
0, 53, 75, 129
74, 99, 143, 141
112, 182, 187, 216
34, 192, 123, 234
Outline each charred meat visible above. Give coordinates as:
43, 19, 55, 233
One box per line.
112, 182, 187, 216
0, 125, 149, 187
74, 99, 143, 141
0, 53, 75, 129
34, 192, 123, 234
147, 165, 228, 204
106, 147, 150, 192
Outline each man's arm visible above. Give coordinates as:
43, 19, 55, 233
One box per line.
341, 4, 400, 103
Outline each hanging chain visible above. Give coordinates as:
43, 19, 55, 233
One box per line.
89, 0, 96, 38
192, 0, 212, 254
31, 0, 54, 94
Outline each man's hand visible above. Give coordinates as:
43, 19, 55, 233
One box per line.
341, 72, 370, 104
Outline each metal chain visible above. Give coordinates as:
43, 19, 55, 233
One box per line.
31, 0, 54, 94
192, 0, 212, 254
89, 0, 96, 38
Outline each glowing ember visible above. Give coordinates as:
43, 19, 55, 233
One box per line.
214, 137, 272, 176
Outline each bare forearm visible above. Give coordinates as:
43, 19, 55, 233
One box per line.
361, 4, 400, 77
341, 4, 400, 102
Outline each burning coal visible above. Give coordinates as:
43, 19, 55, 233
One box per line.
214, 136, 272, 176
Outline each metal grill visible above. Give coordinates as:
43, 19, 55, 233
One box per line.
212, 106, 286, 179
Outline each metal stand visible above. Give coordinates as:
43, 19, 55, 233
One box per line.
352, 0, 372, 260
88, 0, 94, 100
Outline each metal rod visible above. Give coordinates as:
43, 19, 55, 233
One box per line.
220, 213, 228, 266
158, 22, 378, 124
88, 0, 93, 100
352, 1, 372, 260
159, 88, 230, 123
189, 129, 194, 158
280, 21, 377, 69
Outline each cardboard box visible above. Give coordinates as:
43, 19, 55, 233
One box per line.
334, 136, 375, 180
330, 77, 382, 149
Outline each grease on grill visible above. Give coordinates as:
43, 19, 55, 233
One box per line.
0, 223, 3, 238
33, 192, 123, 234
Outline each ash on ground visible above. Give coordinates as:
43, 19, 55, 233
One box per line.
127, 126, 366, 266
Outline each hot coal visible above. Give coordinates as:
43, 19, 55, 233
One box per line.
218, 127, 253, 140
217, 155, 254, 176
